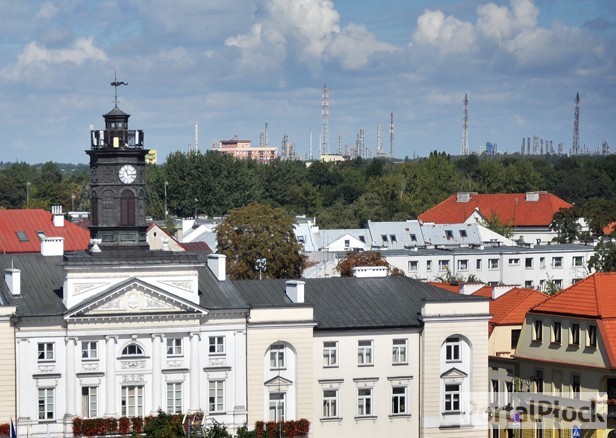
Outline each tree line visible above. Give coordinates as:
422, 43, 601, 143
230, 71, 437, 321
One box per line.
3, 152, 616, 234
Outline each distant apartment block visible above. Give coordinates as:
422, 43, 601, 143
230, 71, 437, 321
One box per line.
213, 137, 278, 163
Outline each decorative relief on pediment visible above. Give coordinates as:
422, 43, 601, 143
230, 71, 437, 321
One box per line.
143, 297, 175, 310
86, 287, 182, 315
159, 280, 193, 292
83, 363, 99, 371
167, 360, 183, 368
74, 283, 108, 296
38, 365, 55, 373
121, 360, 145, 370
208, 357, 227, 367
122, 374, 144, 383
98, 298, 123, 311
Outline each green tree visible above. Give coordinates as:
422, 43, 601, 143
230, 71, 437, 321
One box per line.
588, 240, 616, 272
336, 251, 403, 277
203, 420, 233, 438
481, 212, 514, 238
143, 410, 184, 437
216, 203, 305, 280
551, 207, 581, 243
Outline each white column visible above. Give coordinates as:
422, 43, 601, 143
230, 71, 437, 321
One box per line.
16, 338, 30, 425
151, 334, 163, 413
105, 336, 118, 416
189, 332, 201, 411
65, 337, 77, 415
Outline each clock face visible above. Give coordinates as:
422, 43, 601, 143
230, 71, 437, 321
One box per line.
118, 165, 137, 184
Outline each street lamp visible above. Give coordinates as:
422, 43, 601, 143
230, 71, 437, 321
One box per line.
164, 180, 169, 217
256, 258, 267, 280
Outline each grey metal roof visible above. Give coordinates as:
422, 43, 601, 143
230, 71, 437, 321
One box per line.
233, 276, 485, 330
367, 220, 425, 249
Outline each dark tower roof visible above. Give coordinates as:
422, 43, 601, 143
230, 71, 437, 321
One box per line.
104, 105, 130, 118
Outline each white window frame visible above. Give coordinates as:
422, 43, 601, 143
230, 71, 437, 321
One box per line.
208, 380, 224, 413
167, 382, 183, 414
552, 257, 563, 268
572, 256, 583, 267
444, 384, 460, 413
38, 387, 55, 420
81, 341, 98, 360
268, 392, 286, 422
587, 325, 597, 348
322, 389, 339, 418
269, 344, 286, 370
357, 388, 373, 417
570, 323, 580, 345
525, 257, 533, 269
38, 342, 54, 362
476, 259, 482, 270
427, 260, 432, 271
491, 379, 499, 405
392, 339, 407, 364
357, 340, 373, 366
121, 385, 144, 417
438, 260, 450, 271
121, 344, 144, 356
552, 322, 562, 344
408, 260, 418, 272
391, 386, 408, 415
166, 338, 183, 356
457, 259, 468, 271
508, 258, 520, 266
81, 386, 98, 418
533, 320, 543, 342
209, 336, 225, 355
488, 258, 499, 269
323, 341, 338, 367
445, 337, 461, 362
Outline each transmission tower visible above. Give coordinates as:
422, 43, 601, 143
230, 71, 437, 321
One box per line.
461, 94, 469, 155
321, 83, 329, 157
572, 92, 580, 155
389, 112, 394, 159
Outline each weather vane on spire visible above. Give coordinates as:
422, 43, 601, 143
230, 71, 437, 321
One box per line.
110, 72, 128, 107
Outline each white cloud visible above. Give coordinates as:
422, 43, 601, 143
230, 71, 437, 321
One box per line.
36, 2, 59, 20
325, 24, 394, 70
411, 9, 476, 54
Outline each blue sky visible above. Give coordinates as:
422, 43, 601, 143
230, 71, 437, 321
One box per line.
0, 0, 614, 164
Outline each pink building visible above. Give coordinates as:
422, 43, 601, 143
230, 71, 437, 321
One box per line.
214, 137, 278, 163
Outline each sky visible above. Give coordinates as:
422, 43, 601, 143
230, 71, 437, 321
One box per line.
0, 0, 614, 164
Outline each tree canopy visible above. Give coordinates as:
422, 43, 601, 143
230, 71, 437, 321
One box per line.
336, 251, 403, 277
216, 203, 305, 280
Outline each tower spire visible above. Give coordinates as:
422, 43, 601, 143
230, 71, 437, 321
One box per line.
110, 72, 128, 107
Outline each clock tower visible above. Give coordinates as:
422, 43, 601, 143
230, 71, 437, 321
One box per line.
87, 83, 148, 250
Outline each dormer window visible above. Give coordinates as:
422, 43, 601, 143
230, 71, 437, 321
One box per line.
16, 231, 29, 242
36, 231, 46, 240
381, 234, 388, 243
121, 344, 144, 356
445, 230, 454, 239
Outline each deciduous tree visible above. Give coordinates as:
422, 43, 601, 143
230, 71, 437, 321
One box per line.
336, 251, 403, 277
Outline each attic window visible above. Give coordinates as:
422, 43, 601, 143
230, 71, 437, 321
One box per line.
16, 231, 29, 242
36, 231, 46, 240
390, 234, 397, 243
358, 235, 365, 243
409, 234, 417, 242
459, 230, 468, 238
445, 230, 454, 239
381, 234, 388, 243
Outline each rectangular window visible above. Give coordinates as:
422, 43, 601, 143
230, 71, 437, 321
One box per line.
535, 370, 544, 393
491, 379, 499, 405
552, 322, 562, 344
446, 337, 461, 362
408, 260, 418, 272
121, 386, 144, 417
390, 234, 397, 243
525, 258, 533, 268
166, 338, 182, 356
444, 384, 460, 412
533, 320, 543, 342
511, 329, 521, 349
489, 258, 499, 269
81, 341, 98, 360
269, 392, 285, 422
445, 230, 454, 239
344, 239, 350, 249
38, 343, 54, 361
476, 259, 482, 270
16, 231, 29, 242
392, 386, 407, 415
38, 388, 54, 420
167, 383, 182, 414
570, 323, 580, 345
322, 389, 338, 418
457, 259, 468, 271
505, 381, 513, 405
208, 381, 224, 413
588, 325, 597, 348
438, 260, 450, 271
427, 260, 432, 271
209, 336, 225, 355
459, 230, 468, 238
552, 257, 563, 268
540, 257, 546, 269
381, 234, 388, 243
525, 280, 534, 288
358, 340, 373, 365
571, 375, 581, 399
392, 339, 407, 364
323, 341, 338, 367
410, 234, 417, 242
270, 344, 286, 370
357, 388, 373, 416
572, 256, 583, 267
81, 387, 97, 418
508, 258, 520, 266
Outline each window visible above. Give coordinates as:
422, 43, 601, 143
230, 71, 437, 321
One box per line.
121, 344, 144, 356
358, 340, 373, 365
540, 257, 546, 268
427, 260, 432, 271
38, 343, 54, 361
358, 235, 366, 243
570, 323, 580, 345
457, 259, 468, 271
208, 381, 224, 413
525, 280, 534, 288
533, 320, 543, 342
491, 379, 499, 405
489, 258, 499, 269
269, 392, 285, 421
381, 234, 388, 243
571, 375, 580, 399
269, 344, 285, 370
36, 231, 46, 240
323, 341, 338, 367
322, 389, 338, 418
552, 257, 563, 268
588, 325, 597, 348
121, 386, 144, 417
511, 329, 521, 349
445, 337, 461, 362
209, 336, 225, 355
82, 341, 98, 360
535, 370, 544, 393
392, 386, 408, 415
438, 260, 450, 271
525, 258, 533, 269
476, 259, 482, 270
572, 256, 583, 267
343, 239, 350, 249
552, 322, 562, 344
38, 388, 54, 420
505, 381, 513, 405
492, 424, 500, 438
16, 231, 29, 242
167, 338, 182, 356
508, 258, 520, 266
82, 387, 97, 418
167, 383, 182, 413
120, 190, 136, 226
408, 260, 418, 272
357, 388, 373, 416
392, 339, 407, 364
409, 234, 417, 242
444, 384, 460, 412
445, 230, 454, 239
390, 234, 397, 243
459, 230, 468, 238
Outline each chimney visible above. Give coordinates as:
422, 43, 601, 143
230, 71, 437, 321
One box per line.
456, 192, 473, 203
207, 254, 226, 281
492, 285, 514, 300
286, 280, 305, 303
5, 268, 21, 296
525, 192, 540, 202
460, 283, 484, 295
51, 205, 64, 227
41, 237, 64, 256
352, 266, 388, 278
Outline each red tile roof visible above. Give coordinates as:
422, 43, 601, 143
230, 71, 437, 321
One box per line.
490, 288, 548, 327
0, 209, 90, 253
472, 286, 493, 298
418, 192, 572, 227
426, 282, 460, 293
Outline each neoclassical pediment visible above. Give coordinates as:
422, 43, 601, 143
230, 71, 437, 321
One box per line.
64, 278, 207, 320
440, 367, 468, 382
265, 376, 293, 388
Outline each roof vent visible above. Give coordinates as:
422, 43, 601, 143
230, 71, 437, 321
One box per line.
525, 192, 540, 202
286, 280, 305, 303
41, 237, 64, 256
492, 285, 514, 300
352, 266, 388, 278
5, 268, 20, 296
51, 205, 64, 227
